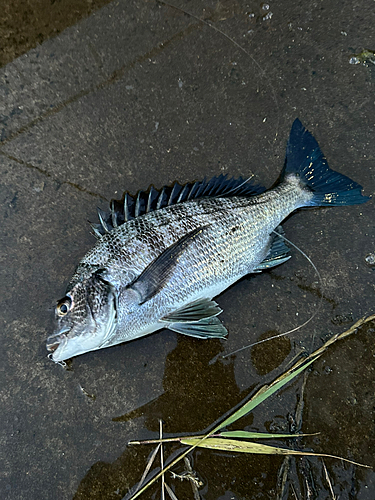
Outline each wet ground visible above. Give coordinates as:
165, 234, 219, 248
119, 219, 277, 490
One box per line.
0, 0, 112, 68
1, 0, 374, 499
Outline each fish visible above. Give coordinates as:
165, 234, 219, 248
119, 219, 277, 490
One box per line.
46, 119, 369, 362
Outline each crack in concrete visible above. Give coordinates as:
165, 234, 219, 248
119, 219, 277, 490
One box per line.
0, 150, 108, 200
0, 22, 200, 147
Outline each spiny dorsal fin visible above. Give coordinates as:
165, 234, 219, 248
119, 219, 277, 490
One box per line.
92, 174, 265, 236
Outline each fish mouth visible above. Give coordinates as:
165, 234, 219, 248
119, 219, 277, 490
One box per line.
46, 328, 70, 353
46, 342, 59, 353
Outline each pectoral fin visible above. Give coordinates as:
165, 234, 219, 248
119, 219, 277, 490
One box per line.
161, 298, 223, 322
161, 298, 227, 339
167, 317, 228, 339
127, 226, 207, 304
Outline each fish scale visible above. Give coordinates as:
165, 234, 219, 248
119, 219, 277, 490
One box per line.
47, 120, 369, 362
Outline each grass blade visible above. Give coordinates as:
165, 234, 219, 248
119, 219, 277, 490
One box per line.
127, 314, 375, 499
180, 437, 371, 467
164, 483, 179, 500
322, 459, 336, 500
129, 431, 315, 445
131, 443, 160, 496
220, 358, 317, 428
181, 437, 303, 453
127, 357, 317, 499
218, 431, 316, 439
160, 420, 165, 500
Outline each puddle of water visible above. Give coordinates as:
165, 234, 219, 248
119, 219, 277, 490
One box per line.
73, 319, 375, 499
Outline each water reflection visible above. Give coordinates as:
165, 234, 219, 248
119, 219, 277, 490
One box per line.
73, 336, 284, 499
73, 320, 375, 499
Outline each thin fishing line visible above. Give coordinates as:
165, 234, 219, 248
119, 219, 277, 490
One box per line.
221, 231, 324, 359
155, 2, 310, 357
157, 0, 280, 142
216, 175, 255, 197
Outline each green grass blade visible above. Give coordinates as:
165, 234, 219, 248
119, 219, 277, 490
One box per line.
220, 357, 317, 428
128, 315, 375, 498
128, 357, 318, 499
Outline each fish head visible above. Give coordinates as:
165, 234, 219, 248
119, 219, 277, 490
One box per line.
47, 271, 117, 362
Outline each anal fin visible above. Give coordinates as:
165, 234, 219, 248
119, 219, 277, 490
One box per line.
254, 227, 291, 271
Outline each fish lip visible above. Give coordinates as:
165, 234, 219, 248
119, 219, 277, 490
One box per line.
46, 342, 59, 353
46, 328, 70, 353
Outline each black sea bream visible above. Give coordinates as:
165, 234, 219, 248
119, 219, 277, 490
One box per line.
47, 119, 369, 362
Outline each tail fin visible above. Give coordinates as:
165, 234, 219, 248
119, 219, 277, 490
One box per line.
282, 119, 370, 206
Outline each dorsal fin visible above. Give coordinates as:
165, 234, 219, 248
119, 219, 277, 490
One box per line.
92, 174, 265, 236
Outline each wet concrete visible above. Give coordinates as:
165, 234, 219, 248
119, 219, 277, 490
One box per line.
0, 0, 113, 68
0, 0, 374, 499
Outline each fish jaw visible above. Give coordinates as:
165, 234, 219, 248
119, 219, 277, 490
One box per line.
47, 331, 87, 362
46, 329, 70, 361
46, 323, 102, 362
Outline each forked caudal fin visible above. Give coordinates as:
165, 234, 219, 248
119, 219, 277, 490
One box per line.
282, 119, 370, 207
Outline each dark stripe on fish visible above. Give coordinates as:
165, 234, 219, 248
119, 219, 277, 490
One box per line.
127, 226, 207, 305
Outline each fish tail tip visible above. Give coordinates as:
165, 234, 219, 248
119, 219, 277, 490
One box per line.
283, 119, 369, 207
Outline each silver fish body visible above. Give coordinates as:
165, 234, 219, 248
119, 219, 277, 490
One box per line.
47, 120, 368, 362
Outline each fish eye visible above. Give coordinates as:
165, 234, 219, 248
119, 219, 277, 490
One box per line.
57, 297, 72, 317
